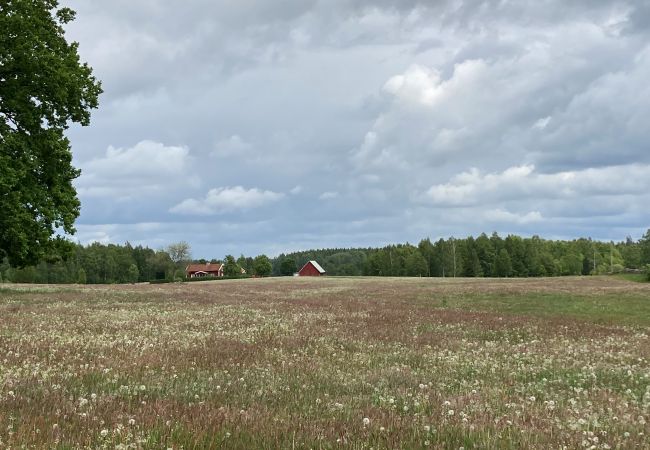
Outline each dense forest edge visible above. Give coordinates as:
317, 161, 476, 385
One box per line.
1, 230, 649, 284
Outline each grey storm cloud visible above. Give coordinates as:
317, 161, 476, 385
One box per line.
61, 0, 650, 258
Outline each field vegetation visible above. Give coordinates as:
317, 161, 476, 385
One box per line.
0, 277, 649, 448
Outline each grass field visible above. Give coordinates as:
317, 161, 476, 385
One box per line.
1, 277, 649, 449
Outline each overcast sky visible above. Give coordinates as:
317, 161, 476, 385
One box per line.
62, 0, 650, 259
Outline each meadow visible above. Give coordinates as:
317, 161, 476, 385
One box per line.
0, 276, 649, 449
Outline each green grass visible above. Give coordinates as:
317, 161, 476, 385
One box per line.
613, 273, 649, 283
434, 292, 650, 326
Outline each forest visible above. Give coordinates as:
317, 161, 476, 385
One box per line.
1, 231, 649, 284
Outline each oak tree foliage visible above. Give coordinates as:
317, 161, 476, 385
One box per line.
0, 0, 102, 266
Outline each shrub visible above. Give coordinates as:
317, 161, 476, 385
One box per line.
645, 264, 650, 281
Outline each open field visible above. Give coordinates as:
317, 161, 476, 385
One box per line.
1, 277, 649, 449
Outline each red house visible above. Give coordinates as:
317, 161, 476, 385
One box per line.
186, 263, 223, 278
298, 260, 326, 277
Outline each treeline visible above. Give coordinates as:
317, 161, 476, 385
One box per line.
0, 243, 175, 284
2, 231, 649, 284
273, 231, 650, 278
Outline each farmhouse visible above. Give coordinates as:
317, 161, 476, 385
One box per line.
298, 260, 326, 277
186, 263, 223, 278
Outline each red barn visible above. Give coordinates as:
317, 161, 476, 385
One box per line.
298, 260, 326, 277
186, 263, 223, 278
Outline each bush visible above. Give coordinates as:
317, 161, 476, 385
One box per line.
645, 264, 650, 281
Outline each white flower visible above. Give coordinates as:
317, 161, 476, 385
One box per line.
100, 429, 109, 437
128, 419, 135, 426
424, 425, 430, 432
447, 410, 455, 416
363, 417, 370, 426
139, 385, 146, 391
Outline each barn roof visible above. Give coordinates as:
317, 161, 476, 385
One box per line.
186, 263, 223, 272
307, 260, 326, 274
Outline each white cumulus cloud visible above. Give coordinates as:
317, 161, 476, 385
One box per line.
170, 186, 285, 215
77, 140, 195, 199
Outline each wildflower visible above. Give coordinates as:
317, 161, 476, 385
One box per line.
128, 418, 135, 426
363, 417, 370, 426
139, 385, 146, 391
380, 426, 385, 432
424, 440, 430, 446
100, 429, 109, 437
447, 410, 455, 416
424, 425, 430, 432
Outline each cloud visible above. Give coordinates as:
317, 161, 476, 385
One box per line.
77, 140, 194, 199
211, 135, 253, 158
170, 186, 285, 215
423, 163, 650, 206
319, 191, 339, 200
484, 209, 543, 225
59, 0, 650, 254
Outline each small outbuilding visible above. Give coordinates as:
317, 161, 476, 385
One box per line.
298, 260, 326, 277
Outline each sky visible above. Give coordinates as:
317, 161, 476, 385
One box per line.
62, 0, 650, 259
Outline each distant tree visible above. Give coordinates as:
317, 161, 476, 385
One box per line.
167, 242, 191, 265
167, 241, 191, 279
0, 1, 102, 267
559, 252, 583, 276
641, 230, 650, 265
620, 236, 641, 269
77, 268, 86, 284
405, 251, 428, 277
253, 255, 273, 277
236, 255, 249, 273
494, 249, 513, 278
463, 249, 482, 277
128, 264, 139, 284
475, 233, 495, 276
418, 238, 435, 277
280, 257, 297, 276
223, 255, 240, 277
645, 264, 650, 281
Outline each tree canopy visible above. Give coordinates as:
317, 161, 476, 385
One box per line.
0, 0, 102, 267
